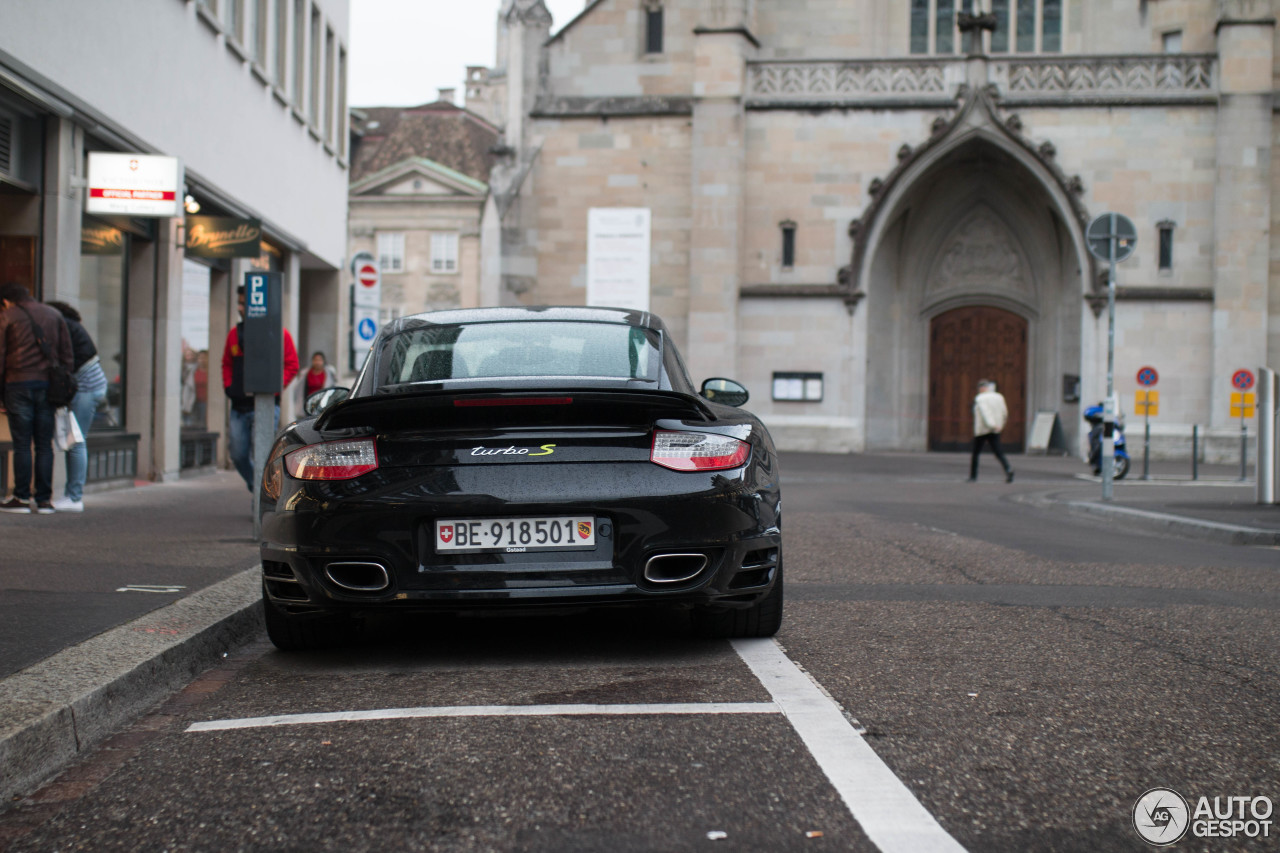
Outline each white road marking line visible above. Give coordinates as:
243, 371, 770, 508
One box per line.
732, 638, 967, 853
116, 585, 186, 593
186, 702, 780, 732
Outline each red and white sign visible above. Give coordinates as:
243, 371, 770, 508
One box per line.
351, 250, 381, 309
86, 153, 183, 217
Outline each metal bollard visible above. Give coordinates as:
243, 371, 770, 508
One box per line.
1192, 424, 1199, 481
1260, 367, 1278, 504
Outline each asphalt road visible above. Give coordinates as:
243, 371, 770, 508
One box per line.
3, 453, 1278, 851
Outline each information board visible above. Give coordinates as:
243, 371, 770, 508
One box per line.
586, 208, 651, 312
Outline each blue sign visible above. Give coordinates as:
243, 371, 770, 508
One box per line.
358, 317, 377, 340
246, 273, 269, 320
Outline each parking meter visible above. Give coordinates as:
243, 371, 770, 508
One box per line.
242, 271, 282, 536
242, 271, 283, 394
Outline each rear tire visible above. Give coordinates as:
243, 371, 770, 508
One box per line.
693, 562, 784, 639
1114, 455, 1130, 480
262, 585, 353, 651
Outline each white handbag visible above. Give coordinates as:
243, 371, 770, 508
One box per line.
54, 406, 85, 451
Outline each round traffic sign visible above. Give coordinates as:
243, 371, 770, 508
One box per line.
1232, 369, 1255, 391
1136, 366, 1158, 387
1086, 212, 1137, 262
357, 317, 377, 340
357, 262, 380, 289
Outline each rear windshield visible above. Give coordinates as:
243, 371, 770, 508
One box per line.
379, 321, 661, 388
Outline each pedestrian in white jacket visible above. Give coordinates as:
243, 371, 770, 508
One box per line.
969, 379, 1014, 482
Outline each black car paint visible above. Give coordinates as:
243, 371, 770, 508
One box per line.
258, 307, 781, 626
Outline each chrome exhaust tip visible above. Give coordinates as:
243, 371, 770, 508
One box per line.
324, 561, 391, 592
643, 553, 709, 584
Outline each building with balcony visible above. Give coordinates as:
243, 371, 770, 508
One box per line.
478, 0, 1277, 460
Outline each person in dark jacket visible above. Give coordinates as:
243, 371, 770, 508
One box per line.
0, 282, 74, 514
47, 301, 110, 511
221, 284, 299, 491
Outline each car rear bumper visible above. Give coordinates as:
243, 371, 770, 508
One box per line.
260, 464, 780, 615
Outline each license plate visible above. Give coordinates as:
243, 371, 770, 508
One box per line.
435, 516, 597, 553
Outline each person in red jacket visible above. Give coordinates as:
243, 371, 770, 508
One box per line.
222, 284, 299, 491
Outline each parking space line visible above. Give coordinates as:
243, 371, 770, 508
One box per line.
732, 638, 966, 853
185, 702, 780, 732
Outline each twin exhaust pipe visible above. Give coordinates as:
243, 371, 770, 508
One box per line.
643, 553, 708, 584
326, 554, 708, 591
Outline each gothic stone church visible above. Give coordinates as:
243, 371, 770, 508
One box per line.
468, 0, 1276, 458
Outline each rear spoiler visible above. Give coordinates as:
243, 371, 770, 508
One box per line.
315, 388, 717, 432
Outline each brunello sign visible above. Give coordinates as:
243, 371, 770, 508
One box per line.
184, 216, 264, 259
86, 152, 183, 217
80, 223, 125, 256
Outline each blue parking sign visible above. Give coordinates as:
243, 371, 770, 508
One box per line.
246, 273, 269, 319
358, 317, 376, 340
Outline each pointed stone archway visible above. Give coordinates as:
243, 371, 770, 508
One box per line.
845, 85, 1093, 452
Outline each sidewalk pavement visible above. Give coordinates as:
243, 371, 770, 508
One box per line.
2, 454, 1277, 804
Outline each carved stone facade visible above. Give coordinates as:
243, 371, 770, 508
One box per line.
477, 0, 1278, 459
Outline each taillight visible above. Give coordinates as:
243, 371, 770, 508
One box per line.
651, 430, 750, 472
284, 438, 378, 480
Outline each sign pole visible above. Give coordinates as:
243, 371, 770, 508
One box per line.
1086, 212, 1136, 502
1240, 410, 1248, 482
1143, 409, 1151, 481
1102, 214, 1117, 502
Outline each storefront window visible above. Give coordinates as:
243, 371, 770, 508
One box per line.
181, 259, 212, 430
79, 216, 128, 431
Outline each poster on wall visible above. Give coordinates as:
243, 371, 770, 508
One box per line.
86, 153, 183, 218
586, 208, 651, 312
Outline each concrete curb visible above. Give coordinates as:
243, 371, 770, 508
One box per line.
1060, 500, 1280, 547
0, 567, 263, 804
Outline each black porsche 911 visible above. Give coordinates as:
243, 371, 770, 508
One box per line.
259, 306, 782, 650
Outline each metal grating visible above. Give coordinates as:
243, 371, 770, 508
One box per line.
0, 116, 12, 175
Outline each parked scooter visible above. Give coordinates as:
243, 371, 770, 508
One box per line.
1084, 404, 1130, 479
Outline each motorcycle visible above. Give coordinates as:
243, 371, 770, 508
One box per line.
1084, 404, 1130, 480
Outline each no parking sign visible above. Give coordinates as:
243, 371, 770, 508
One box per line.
1232, 369, 1255, 391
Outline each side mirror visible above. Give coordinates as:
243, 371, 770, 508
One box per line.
700, 378, 749, 407
304, 386, 350, 416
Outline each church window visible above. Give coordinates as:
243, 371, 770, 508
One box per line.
1157, 221, 1175, 271
645, 4, 664, 55
1016, 0, 1036, 52
911, 0, 1060, 54
990, 0, 1010, 52
910, 0, 929, 54
1041, 0, 1061, 52
780, 221, 796, 269
935, 0, 955, 54
1162, 30, 1183, 53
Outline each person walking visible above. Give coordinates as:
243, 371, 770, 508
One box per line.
303, 351, 339, 399
0, 282, 74, 514
222, 284, 299, 491
968, 378, 1014, 483
47, 301, 110, 512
